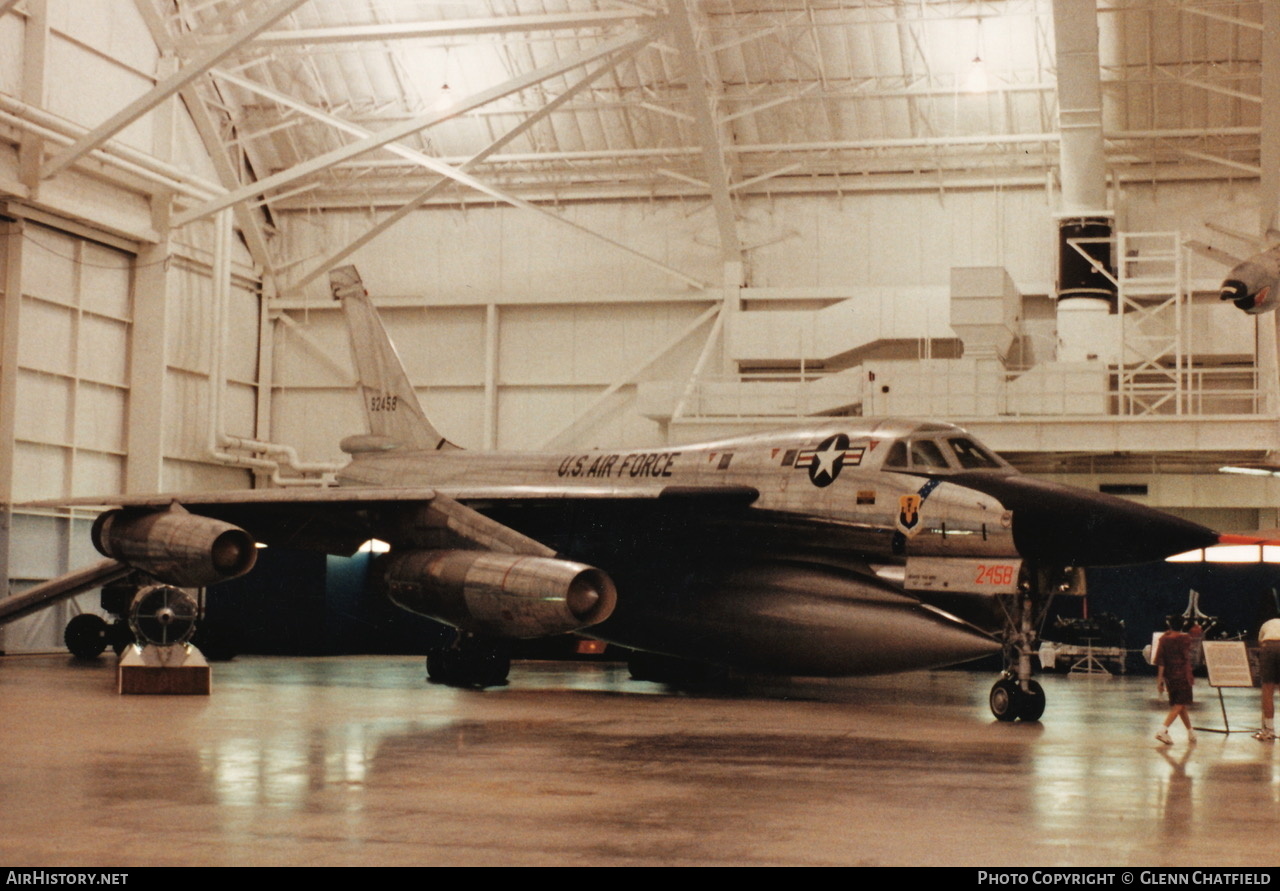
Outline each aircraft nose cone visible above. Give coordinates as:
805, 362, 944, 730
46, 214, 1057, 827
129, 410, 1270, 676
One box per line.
950, 472, 1218, 566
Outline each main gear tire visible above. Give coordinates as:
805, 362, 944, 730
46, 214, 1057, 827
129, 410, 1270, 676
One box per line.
64, 614, 109, 660
427, 640, 511, 688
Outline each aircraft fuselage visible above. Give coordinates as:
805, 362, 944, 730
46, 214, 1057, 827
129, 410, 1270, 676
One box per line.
337, 419, 1020, 565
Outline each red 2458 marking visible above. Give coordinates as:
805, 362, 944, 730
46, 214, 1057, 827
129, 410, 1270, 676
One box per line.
975, 564, 1015, 586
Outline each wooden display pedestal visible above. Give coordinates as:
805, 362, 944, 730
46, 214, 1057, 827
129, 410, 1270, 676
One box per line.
118, 644, 211, 695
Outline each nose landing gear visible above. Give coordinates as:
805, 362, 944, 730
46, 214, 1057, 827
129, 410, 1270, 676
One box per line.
990, 676, 1046, 722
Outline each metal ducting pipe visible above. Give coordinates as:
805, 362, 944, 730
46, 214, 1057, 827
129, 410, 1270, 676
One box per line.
1052, 0, 1114, 362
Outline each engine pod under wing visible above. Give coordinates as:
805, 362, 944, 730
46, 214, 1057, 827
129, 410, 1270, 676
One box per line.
382, 549, 617, 638
91, 507, 257, 588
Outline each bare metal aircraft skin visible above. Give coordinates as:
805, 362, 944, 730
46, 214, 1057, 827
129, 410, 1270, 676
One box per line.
24, 265, 1231, 719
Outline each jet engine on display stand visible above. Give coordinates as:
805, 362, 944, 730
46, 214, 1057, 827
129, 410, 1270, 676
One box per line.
114, 581, 212, 695
64, 576, 202, 659
61, 576, 213, 695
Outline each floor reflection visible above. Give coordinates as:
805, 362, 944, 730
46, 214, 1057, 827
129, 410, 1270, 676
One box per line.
3, 654, 1279, 865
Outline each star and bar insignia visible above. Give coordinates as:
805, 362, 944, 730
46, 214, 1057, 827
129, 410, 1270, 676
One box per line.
794, 433, 865, 488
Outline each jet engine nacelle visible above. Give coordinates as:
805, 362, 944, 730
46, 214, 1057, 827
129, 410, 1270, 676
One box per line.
91, 509, 257, 588
1221, 247, 1280, 315
382, 549, 617, 638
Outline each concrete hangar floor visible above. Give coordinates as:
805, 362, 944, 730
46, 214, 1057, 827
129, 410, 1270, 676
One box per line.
0, 654, 1275, 868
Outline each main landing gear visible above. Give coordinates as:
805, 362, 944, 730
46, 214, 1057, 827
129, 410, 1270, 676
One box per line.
626, 649, 727, 686
64, 613, 131, 659
426, 633, 511, 688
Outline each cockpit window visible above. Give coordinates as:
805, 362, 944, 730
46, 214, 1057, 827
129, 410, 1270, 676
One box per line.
882, 435, 1007, 472
909, 439, 951, 470
884, 441, 908, 469
948, 437, 1002, 469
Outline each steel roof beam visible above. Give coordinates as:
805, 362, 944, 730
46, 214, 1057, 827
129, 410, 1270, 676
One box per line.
720, 82, 818, 124
271, 167, 1244, 210
1170, 146, 1261, 176
1178, 3, 1263, 31
129, 0, 277, 277
43, 0, 311, 180
668, 0, 740, 267
286, 45, 661, 293
318, 130, 1067, 169
334, 76, 1052, 123
236, 10, 653, 47
171, 25, 659, 228
1156, 68, 1262, 104
730, 163, 803, 192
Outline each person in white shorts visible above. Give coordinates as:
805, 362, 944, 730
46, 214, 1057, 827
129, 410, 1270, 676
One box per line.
1256, 617, 1280, 741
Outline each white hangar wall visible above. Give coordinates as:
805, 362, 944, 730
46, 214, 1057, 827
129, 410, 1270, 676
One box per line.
272, 200, 724, 455
269, 178, 1262, 459
0, 0, 264, 650
744, 188, 1058, 291
272, 190, 1059, 458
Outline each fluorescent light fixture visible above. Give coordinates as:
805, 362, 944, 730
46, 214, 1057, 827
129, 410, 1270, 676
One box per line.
359, 539, 391, 554
1204, 545, 1265, 563
1219, 465, 1275, 476
1167, 544, 1280, 563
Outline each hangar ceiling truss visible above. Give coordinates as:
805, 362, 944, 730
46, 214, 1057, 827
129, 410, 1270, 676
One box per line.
0, 0, 1267, 292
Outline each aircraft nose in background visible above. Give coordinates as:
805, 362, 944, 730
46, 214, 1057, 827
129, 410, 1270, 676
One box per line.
950, 473, 1219, 566
1218, 279, 1249, 303
1220, 278, 1250, 308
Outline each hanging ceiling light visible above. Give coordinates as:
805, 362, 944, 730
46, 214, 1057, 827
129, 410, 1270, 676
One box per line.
434, 82, 454, 112
965, 55, 989, 94
964, 4, 990, 94
433, 47, 455, 112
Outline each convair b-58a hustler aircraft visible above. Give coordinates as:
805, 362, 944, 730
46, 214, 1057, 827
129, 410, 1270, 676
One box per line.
16, 267, 1248, 721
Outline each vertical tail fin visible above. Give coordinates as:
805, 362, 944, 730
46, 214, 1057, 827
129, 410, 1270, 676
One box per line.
329, 265, 459, 451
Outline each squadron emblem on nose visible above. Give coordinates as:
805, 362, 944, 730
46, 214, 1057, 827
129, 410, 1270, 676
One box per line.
898, 494, 922, 536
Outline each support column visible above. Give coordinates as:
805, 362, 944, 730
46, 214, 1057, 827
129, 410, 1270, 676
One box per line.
0, 220, 25, 650
253, 280, 275, 487
125, 237, 170, 493
719, 260, 741, 375
17, 0, 47, 197
483, 303, 499, 450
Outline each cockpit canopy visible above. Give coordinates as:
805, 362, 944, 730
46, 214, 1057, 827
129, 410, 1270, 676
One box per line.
881, 434, 1010, 473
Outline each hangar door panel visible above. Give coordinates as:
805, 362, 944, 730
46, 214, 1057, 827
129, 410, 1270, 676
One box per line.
5, 224, 132, 651
12, 224, 131, 503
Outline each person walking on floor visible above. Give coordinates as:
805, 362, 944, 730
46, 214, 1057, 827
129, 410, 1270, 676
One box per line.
1255, 616, 1280, 741
1155, 616, 1195, 745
